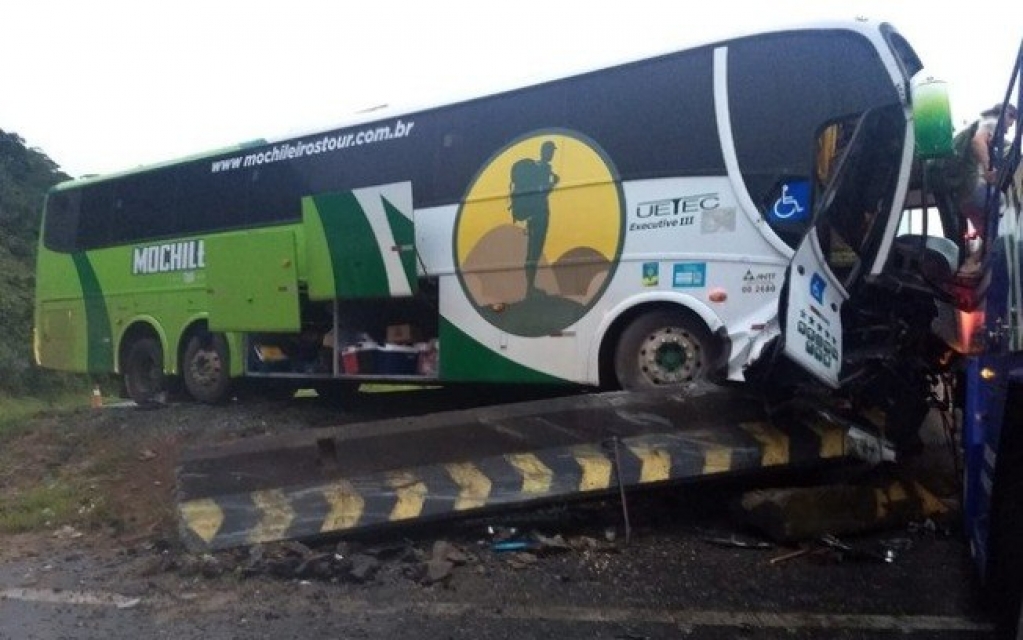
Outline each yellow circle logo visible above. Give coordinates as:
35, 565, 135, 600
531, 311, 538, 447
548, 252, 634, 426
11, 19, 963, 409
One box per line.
454, 130, 624, 337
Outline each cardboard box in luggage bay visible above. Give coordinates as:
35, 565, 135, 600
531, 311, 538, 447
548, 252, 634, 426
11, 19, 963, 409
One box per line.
386, 323, 422, 345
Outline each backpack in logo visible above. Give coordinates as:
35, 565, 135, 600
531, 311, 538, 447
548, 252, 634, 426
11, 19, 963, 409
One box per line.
509, 158, 540, 222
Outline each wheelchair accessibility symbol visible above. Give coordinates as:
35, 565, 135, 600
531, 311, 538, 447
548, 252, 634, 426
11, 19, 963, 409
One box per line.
769, 181, 810, 222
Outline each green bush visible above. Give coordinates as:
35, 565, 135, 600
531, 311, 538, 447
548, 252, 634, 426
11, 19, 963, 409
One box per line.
0, 128, 79, 397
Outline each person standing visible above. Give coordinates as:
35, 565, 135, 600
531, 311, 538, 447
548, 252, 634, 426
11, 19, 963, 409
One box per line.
960, 103, 1018, 262
509, 140, 560, 296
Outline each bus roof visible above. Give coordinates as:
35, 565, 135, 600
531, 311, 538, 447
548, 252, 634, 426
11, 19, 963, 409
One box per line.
51, 17, 894, 193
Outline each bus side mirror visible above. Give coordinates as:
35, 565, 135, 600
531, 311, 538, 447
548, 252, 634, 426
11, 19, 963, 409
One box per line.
911, 73, 954, 159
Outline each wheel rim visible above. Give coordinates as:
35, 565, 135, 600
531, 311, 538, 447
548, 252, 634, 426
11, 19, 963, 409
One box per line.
140, 354, 162, 394
190, 347, 223, 389
637, 326, 702, 385
128, 346, 163, 402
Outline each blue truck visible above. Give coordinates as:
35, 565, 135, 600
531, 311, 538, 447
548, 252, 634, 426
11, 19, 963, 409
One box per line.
958, 43, 1022, 639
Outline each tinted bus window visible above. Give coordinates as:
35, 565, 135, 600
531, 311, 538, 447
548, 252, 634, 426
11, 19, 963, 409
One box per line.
46, 160, 307, 252
567, 50, 723, 181
42, 190, 80, 253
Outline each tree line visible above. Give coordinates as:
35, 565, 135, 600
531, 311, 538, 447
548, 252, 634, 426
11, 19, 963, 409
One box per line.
0, 128, 79, 396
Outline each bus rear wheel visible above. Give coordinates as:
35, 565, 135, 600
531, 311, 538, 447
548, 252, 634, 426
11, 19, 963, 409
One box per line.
124, 337, 166, 406
614, 311, 711, 390
183, 334, 232, 404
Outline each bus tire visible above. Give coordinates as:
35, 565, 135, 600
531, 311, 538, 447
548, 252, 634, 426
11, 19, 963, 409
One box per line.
183, 334, 232, 404
614, 311, 712, 390
124, 337, 166, 406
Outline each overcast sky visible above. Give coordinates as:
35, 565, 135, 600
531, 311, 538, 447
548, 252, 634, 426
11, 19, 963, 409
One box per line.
2, 0, 1020, 178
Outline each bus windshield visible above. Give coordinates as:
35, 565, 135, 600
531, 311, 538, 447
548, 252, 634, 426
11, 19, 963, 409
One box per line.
815, 105, 906, 285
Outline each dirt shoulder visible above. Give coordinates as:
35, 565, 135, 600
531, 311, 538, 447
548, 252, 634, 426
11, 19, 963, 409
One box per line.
0, 386, 568, 560
0, 395, 350, 561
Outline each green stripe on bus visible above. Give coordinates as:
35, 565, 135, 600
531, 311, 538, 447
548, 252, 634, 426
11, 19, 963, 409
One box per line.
438, 317, 565, 384
301, 197, 336, 300
71, 253, 114, 372
314, 191, 389, 298
381, 195, 416, 292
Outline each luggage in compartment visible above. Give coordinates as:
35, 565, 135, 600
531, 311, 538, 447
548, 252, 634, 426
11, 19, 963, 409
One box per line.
251, 343, 291, 372
417, 339, 439, 377
341, 342, 377, 375
340, 342, 419, 376
375, 343, 420, 375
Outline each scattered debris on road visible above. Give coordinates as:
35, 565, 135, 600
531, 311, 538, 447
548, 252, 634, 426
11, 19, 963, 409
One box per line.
736, 478, 952, 543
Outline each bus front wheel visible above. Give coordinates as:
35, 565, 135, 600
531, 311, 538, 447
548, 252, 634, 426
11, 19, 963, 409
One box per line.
183, 333, 232, 404
614, 311, 711, 390
124, 337, 166, 406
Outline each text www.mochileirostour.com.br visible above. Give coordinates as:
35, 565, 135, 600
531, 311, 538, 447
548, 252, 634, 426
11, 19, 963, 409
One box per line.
210, 119, 415, 173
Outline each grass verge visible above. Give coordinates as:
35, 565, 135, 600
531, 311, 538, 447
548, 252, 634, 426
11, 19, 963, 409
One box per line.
0, 392, 123, 536
0, 393, 88, 437
0, 482, 82, 533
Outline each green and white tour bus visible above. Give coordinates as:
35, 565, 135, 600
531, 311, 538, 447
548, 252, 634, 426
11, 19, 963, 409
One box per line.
34, 18, 962, 407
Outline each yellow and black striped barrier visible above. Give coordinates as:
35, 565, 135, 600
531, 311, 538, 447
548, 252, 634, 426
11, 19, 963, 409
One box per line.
178, 397, 868, 552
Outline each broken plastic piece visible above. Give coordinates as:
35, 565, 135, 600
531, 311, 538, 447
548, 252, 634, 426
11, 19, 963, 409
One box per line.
820, 534, 896, 564
701, 534, 774, 550
491, 540, 537, 552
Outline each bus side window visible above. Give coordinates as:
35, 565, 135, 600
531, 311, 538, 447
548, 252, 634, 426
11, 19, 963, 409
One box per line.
76, 183, 119, 250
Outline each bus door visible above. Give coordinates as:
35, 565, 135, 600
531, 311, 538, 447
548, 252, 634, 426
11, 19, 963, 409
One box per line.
781, 106, 907, 387
207, 229, 302, 332
302, 182, 418, 301
782, 230, 845, 387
